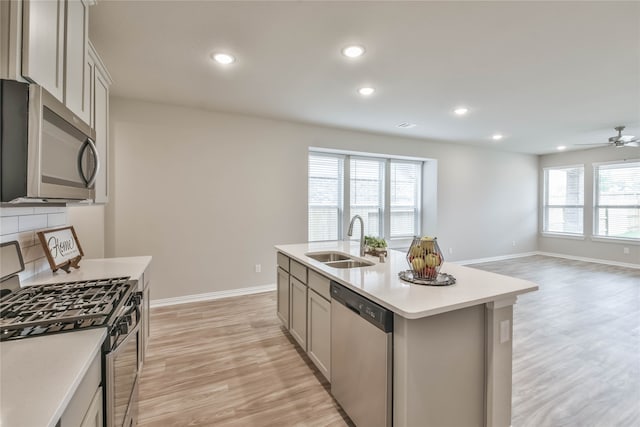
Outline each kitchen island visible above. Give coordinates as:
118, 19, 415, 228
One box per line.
275, 242, 538, 427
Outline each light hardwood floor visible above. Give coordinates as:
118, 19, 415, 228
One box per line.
138, 256, 639, 426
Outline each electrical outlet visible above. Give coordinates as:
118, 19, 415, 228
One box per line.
448, 248, 453, 255
512, 240, 516, 247
623, 247, 630, 254
500, 320, 510, 344
255, 264, 261, 273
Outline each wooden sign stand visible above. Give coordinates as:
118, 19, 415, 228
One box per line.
37, 226, 85, 273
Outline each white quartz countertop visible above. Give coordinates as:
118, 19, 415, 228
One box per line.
275, 242, 538, 319
0, 328, 106, 427
22, 256, 152, 287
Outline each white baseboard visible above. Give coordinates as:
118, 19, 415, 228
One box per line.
150, 283, 276, 308
457, 250, 640, 270
535, 251, 640, 270
455, 252, 538, 266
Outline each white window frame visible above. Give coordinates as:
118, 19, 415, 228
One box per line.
592, 160, 640, 242
542, 164, 584, 236
308, 149, 423, 244
308, 152, 344, 242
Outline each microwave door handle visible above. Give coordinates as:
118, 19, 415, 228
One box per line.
85, 138, 100, 188
77, 139, 90, 185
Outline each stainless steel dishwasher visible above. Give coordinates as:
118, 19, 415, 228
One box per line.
331, 281, 393, 427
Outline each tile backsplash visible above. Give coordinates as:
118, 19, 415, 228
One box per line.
0, 206, 68, 280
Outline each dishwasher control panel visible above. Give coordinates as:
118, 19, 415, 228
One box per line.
331, 281, 393, 332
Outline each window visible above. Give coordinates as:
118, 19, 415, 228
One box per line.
594, 161, 640, 240
390, 161, 421, 238
308, 151, 423, 242
543, 165, 584, 235
350, 158, 384, 237
308, 153, 344, 242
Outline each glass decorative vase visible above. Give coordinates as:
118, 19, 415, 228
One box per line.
406, 236, 444, 280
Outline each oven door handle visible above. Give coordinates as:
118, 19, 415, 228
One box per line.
109, 317, 140, 353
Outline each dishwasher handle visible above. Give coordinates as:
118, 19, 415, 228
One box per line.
345, 302, 361, 315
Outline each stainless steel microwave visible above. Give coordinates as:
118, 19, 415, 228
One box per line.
0, 79, 98, 203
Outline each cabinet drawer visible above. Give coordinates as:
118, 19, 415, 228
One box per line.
277, 252, 290, 272
308, 269, 331, 301
290, 259, 307, 283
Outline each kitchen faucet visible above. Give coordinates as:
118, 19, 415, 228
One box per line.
347, 215, 365, 256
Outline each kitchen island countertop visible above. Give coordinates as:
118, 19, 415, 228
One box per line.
275, 241, 538, 319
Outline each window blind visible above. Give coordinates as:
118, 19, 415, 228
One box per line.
308, 150, 424, 243
308, 154, 344, 241
594, 161, 640, 239
390, 161, 421, 237
543, 166, 584, 234
350, 158, 384, 237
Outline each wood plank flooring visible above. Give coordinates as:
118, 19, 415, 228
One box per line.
471, 255, 640, 427
138, 292, 352, 426
138, 256, 639, 426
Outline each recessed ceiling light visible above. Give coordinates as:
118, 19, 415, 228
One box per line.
342, 45, 365, 58
358, 87, 375, 96
454, 107, 469, 116
557, 145, 567, 151
211, 53, 235, 65
492, 134, 503, 141
397, 122, 416, 129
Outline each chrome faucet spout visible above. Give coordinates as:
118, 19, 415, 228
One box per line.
347, 215, 365, 256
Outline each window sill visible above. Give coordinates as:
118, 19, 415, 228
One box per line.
590, 236, 640, 246
541, 232, 585, 240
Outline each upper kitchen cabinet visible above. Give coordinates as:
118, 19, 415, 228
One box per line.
88, 42, 112, 204
21, 0, 92, 125
64, 0, 91, 125
21, 0, 66, 101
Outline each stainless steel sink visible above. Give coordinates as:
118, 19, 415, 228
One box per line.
305, 252, 351, 262
305, 251, 374, 269
325, 259, 375, 269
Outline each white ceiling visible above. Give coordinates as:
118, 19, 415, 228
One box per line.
89, 1, 640, 155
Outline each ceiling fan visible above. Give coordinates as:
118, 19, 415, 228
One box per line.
577, 126, 640, 148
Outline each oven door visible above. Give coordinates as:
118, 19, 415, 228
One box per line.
106, 322, 140, 427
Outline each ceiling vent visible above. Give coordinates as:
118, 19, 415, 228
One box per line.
397, 122, 416, 129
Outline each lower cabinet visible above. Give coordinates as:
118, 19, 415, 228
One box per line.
277, 267, 289, 327
307, 289, 331, 380
289, 276, 308, 350
60, 352, 102, 427
79, 386, 103, 427
276, 253, 332, 382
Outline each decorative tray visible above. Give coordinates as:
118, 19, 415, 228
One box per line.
398, 270, 456, 286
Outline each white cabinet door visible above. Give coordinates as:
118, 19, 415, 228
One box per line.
64, 0, 90, 125
277, 267, 289, 327
22, 0, 65, 101
79, 386, 103, 427
308, 289, 331, 381
93, 63, 109, 203
289, 276, 307, 350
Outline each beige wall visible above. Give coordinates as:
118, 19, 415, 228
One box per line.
67, 205, 105, 259
539, 145, 640, 265
107, 97, 538, 300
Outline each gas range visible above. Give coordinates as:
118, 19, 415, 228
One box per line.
0, 277, 135, 342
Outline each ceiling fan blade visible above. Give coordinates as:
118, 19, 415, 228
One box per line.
625, 141, 639, 147
619, 135, 637, 142
574, 142, 609, 146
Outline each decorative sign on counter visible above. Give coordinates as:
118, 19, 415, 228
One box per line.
37, 226, 84, 273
